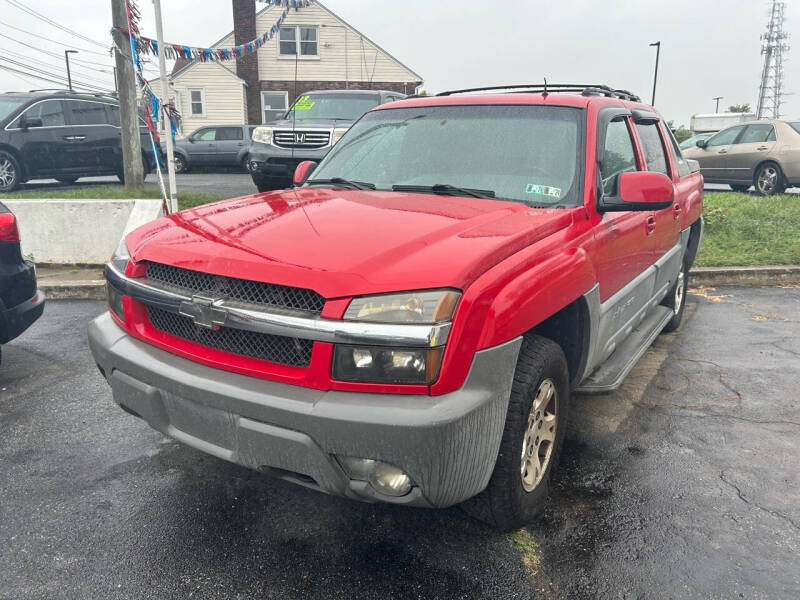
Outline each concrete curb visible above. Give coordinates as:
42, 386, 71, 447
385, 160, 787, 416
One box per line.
40, 266, 800, 301
690, 265, 800, 288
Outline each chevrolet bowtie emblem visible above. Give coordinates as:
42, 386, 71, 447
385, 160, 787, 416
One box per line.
179, 293, 227, 330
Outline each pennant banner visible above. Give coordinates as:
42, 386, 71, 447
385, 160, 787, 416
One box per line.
114, 0, 314, 63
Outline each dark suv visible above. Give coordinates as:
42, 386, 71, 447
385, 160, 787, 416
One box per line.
0, 90, 158, 192
247, 89, 405, 191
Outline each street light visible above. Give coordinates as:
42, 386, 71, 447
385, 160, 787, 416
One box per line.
713, 96, 723, 113
64, 50, 78, 91
649, 41, 661, 105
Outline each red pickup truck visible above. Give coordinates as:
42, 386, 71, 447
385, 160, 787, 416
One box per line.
89, 84, 703, 530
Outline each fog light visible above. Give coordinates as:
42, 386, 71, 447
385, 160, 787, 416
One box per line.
338, 457, 413, 497
107, 282, 125, 322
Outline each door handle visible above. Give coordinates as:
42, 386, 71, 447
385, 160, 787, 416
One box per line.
646, 216, 656, 236
718, 149, 727, 154
673, 202, 682, 220
756, 146, 769, 151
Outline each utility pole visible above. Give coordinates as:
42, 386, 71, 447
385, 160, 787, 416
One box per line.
64, 50, 77, 91
713, 96, 723, 113
649, 41, 661, 106
153, 0, 178, 213
111, 0, 144, 189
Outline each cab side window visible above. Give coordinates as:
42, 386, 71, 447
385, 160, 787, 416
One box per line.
635, 122, 669, 176
12, 100, 66, 128
216, 127, 244, 141
664, 126, 692, 177
193, 128, 216, 141
707, 125, 744, 147
600, 118, 637, 196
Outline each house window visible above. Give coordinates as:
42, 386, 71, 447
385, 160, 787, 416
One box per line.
261, 91, 288, 123
279, 26, 318, 57
188, 88, 205, 117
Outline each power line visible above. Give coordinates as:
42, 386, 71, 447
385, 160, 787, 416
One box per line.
0, 20, 110, 57
0, 57, 111, 92
0, 46, 115, 85
0, 63, 108, 92
0, 55, 110, 89
2, 0, 108, 49
0, 30, 114, 68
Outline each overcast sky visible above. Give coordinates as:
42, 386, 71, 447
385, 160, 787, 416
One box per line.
1, 0, 798, 126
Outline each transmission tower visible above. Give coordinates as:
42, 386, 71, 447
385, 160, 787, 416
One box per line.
756, 0, 791, 119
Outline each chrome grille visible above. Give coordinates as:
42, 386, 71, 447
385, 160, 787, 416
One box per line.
146, 262, 325, 315
272, 129, 331, 149
147, 306, 313, 367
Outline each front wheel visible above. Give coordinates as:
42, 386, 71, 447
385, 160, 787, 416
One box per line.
754, 162, 786, 196
0, 151, 21, 192
173, 154, 188, 174
462, 335, 570, 531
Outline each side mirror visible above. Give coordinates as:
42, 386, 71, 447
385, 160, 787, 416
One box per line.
187, 137, 195, 144
696, 139, 707, 149
293, 160, 318, 186
20, 117, 43, 130
598, 171, 674, 212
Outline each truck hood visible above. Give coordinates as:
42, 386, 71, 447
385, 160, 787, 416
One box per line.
127, 188, 575, 299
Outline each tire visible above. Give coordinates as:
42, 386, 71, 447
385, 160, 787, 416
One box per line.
56, 177, 79, 185
241, 156, 250, 172
462, 335, 570, 531
730, 184, 749, 193
754, 162, 787, 196
173, 154, 188, 174
0, 151, 21, 192
661, 262, 688, 333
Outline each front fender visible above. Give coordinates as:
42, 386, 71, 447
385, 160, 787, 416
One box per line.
477, 247, 596, 349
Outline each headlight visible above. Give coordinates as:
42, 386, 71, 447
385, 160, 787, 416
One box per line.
334, 289, 459, 385
333, 346, 444, 385
252, 126, 274, 145
344, 289, 460, 323
331, 127, 349, 145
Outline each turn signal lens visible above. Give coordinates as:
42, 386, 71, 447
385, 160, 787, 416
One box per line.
331, 127, 349, 145
344, 289, 461, 324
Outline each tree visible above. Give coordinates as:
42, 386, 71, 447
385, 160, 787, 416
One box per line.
667, 121, 692, 143
728, 103, 751, 113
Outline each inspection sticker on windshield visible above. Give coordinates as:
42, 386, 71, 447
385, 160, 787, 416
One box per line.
525, 183, 562, 199
294, 95, 316, 110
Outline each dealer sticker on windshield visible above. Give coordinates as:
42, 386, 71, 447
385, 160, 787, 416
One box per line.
294, 95, 316, 110
525, 183, 562, 199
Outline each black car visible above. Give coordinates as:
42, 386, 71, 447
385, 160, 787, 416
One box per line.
0, 90, 158, 192
0, 202, 43, 364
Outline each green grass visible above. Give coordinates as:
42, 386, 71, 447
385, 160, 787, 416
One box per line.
0, 186, 226, 211
696, 191, 800, 267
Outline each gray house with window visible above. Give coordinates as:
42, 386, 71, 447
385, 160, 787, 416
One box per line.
152, 0, 422, 136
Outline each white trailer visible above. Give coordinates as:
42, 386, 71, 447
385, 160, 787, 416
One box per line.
690, 113, 756, 133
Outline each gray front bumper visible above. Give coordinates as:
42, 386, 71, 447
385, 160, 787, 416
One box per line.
88, 312, 521, 508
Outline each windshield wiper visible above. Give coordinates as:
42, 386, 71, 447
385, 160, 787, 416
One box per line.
306, 177, 376, 191
392, 184, 496, 199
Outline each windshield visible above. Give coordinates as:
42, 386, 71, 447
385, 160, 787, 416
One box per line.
284, 93, 381, 122
310, 104, 583, 206
0, 98, 28, 122
790, 122, 800, 136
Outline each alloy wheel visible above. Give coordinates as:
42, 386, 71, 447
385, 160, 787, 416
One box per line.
757, 165, 779, 194
0, 157, 16, 189
520, 378, 558, 492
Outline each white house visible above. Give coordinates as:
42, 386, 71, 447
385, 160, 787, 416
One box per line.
152, 0, 423, 136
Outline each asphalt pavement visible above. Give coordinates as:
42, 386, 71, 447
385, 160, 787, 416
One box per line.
1, 287, 798, 599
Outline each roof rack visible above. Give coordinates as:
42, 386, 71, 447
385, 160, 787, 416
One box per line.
27, 88, 117, 99
436, 83, 641, 103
